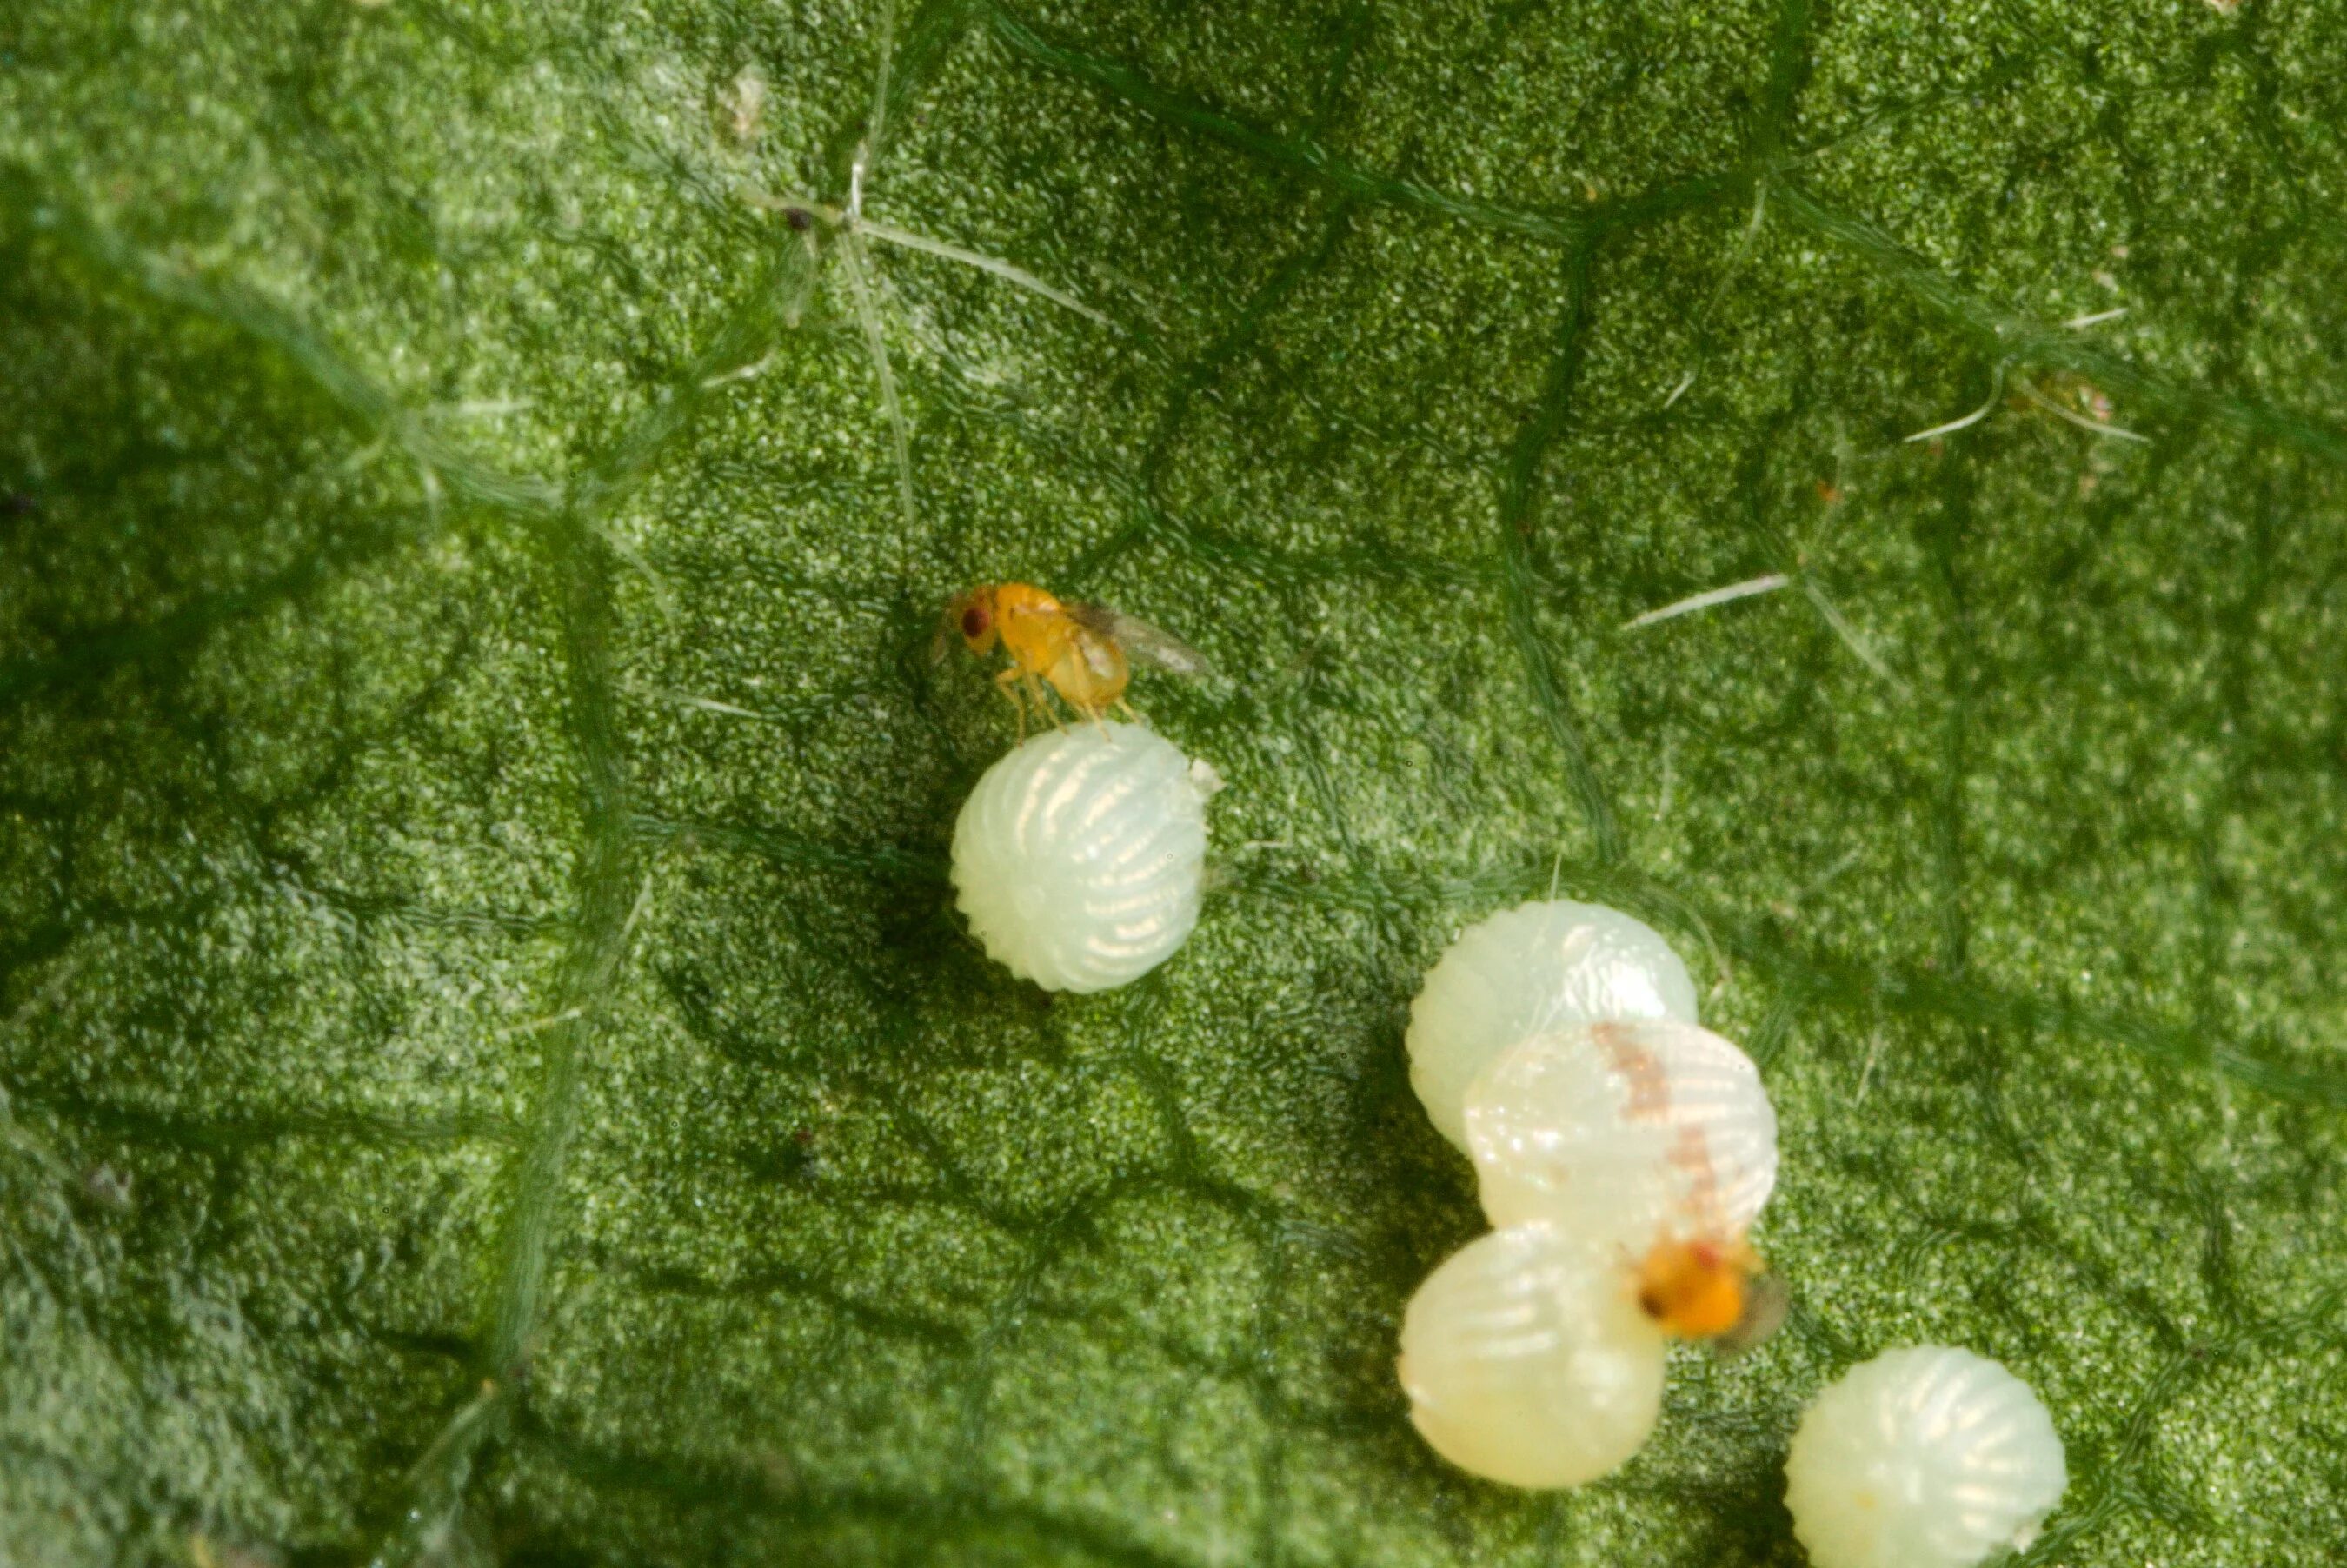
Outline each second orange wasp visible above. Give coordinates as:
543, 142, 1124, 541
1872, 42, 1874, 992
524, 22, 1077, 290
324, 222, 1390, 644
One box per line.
1634, 1233, 1788, 1359
943, 581, 1211, 735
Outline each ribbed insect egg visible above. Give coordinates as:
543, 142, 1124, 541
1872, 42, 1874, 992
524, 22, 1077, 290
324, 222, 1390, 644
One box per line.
1396, 1224, 1666, 1489
951, 721, 1217, 993
1785, 1346, 2068, 1568
1406, 900, 1699, 1149
1463, 1019, 1778, 1249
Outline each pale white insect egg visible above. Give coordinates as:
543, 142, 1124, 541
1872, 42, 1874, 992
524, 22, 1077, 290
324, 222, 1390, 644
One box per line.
1396, 1223, 1666, 1489
1406, 900, 1700, 1149
1785, 1346, 2068, 1568
1464, 1019, 1778, 1248
951, 721, 1216, 993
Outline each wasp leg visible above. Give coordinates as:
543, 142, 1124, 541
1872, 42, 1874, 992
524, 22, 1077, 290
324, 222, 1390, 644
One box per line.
994, 666, 1029, 741
1024, 670, 1067, 734
1114, 699, 1147, 728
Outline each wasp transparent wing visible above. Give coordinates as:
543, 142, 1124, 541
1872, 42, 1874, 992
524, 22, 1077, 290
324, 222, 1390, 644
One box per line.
1068, 602, 1214, 678
1709, 1272, 1789, 1361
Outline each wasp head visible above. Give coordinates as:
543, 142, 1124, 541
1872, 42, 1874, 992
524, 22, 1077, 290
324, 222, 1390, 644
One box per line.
945, 587, 1001, 657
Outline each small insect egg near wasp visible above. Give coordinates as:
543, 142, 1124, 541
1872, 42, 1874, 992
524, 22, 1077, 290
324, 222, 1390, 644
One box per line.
1396, 1224, 1667, 1489
1406, 900, 1701, 1152
1395, 1222, 1790, 1492
1461, 1018, 1779, 1252
950, 721, 1220, 993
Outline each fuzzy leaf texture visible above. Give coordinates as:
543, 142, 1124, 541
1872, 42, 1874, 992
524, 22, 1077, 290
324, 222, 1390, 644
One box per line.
3, 0, 2345, 1564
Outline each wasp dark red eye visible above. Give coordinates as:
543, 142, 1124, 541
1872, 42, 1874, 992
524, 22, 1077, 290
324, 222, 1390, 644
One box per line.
961, 604, 990, 639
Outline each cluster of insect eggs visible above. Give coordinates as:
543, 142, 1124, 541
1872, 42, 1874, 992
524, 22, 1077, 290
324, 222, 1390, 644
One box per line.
936, 593, 2067, 1566
1396, 900, 1783, 1486
1396, 901, 2067, 1568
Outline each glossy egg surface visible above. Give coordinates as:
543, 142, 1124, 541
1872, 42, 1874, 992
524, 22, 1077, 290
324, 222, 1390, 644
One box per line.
1464, 1019, 1777, 1246
1407, 900, 1699, 1148
951, 722, 1212, 993
1785, 1345, 2068, 1568
1397, 1223, 1666, 1489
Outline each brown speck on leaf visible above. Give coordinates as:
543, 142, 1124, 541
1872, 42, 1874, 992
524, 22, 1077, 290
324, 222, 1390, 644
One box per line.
82, 1165, 134, 1212
784, 207, 812, 233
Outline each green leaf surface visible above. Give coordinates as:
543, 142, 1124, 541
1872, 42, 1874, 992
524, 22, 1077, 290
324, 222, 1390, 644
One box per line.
4, 0, 2346, 1563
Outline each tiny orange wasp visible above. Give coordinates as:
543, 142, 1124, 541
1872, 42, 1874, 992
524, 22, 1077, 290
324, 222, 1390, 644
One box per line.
942, 581, 1211, 735
1634, 1233, 1789, 1359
